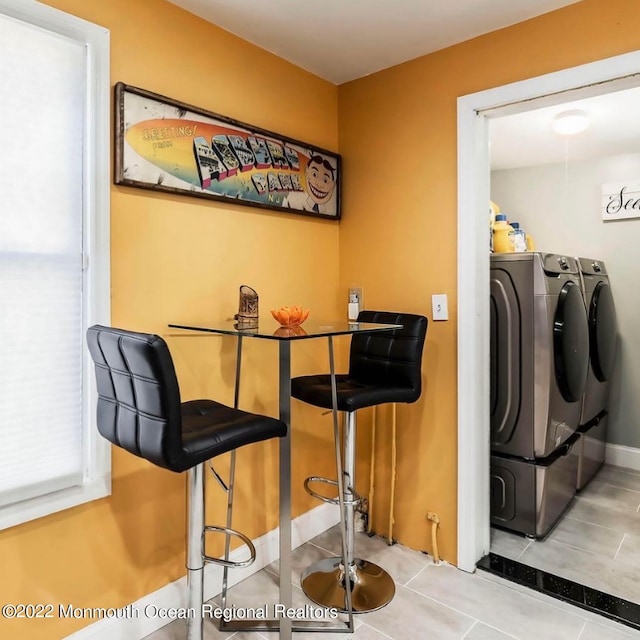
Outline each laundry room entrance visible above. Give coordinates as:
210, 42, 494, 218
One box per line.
456, 49, 640, 617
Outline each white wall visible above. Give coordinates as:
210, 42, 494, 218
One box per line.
491, 152, 640, 448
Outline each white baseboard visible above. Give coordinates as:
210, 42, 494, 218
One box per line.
64, 501, 339, 640
605, 443, 640, 472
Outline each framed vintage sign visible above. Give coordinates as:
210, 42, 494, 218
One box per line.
114, 83, 341, 220
602, 181, 640, 221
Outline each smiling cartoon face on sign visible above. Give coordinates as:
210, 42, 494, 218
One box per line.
305, 155, 336, 206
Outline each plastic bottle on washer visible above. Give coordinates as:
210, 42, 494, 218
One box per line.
508, 222, 527, 252
489, 201, 499, 253
492, 214, 515, 253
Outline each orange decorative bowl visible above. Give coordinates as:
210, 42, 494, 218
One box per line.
274, 326, 308, 337
271, 305, 310, 327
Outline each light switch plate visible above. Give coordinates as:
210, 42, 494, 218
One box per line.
432, 294, 448, 321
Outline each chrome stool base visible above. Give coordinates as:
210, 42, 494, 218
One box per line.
301, 557, 395, 613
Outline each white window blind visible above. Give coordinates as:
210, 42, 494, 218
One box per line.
0, 13, 85, 508
0, 0, 110, 526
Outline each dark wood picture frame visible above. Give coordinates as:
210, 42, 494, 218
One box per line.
114, 83, 342, 220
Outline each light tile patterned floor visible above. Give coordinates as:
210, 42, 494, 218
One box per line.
490, 464, 640, 605
144, 522, 639, 640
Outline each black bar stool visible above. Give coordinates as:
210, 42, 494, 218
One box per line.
86, 325, 286, 640
291, 310, 427, 613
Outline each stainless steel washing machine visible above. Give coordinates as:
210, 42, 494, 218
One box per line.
577, 257, 617, 426
490, 252, 590, 537
575, 257, 617, 490
490, 252, 590, 459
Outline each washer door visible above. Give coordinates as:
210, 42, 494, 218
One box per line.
490, 270, 521, 446
553, 280, 589, 403
589, 281, 617, 382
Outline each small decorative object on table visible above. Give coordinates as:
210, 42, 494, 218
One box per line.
274, 325, 308, 337
271, 305, 310, 327
235, 285, 259, 328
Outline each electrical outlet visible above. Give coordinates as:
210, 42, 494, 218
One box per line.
348, 287, 363, 320
432, 294, 448, 321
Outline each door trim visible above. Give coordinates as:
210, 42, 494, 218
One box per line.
456, 50, 640, 572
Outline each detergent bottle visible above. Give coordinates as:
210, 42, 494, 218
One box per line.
489, 201, 500, 253
508, 222, 527, 252
492, 214, 515, 253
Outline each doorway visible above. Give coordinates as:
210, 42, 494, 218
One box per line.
456, 50, 640, 575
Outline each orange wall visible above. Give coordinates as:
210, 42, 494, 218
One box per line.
0, 1, 340, 638
338, 0, 640, 563
4, 0, 640, 637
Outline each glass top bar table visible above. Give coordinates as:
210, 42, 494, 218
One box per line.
168, 318, 402, 638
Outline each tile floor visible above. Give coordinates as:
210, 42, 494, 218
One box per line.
490, 464, 640, 606
145, 521, 639, 640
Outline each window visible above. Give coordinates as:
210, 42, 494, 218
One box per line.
0, 0, 110, 529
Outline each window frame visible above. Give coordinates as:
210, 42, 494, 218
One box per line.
0, 0, 111, 530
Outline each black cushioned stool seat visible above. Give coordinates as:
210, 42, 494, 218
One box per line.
87, 325, 286, 640
291, 374, 421, 413
291, 310, 427, 614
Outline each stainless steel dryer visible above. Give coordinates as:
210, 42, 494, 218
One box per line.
490, 252, 590, 459
490, 252, 590, 537
577, 257, 617, 425
575, 257, 617, 490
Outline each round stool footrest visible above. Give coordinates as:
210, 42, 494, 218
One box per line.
203, 525, 256, 568
301, 556, 395, 613
304, 476, 361, 507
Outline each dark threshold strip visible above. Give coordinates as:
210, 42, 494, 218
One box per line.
477, 553, 640, 632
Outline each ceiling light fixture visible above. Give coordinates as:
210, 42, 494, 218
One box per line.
552, 109, 590, 135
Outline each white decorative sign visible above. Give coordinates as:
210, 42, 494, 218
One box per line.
602, 182, 640, 221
